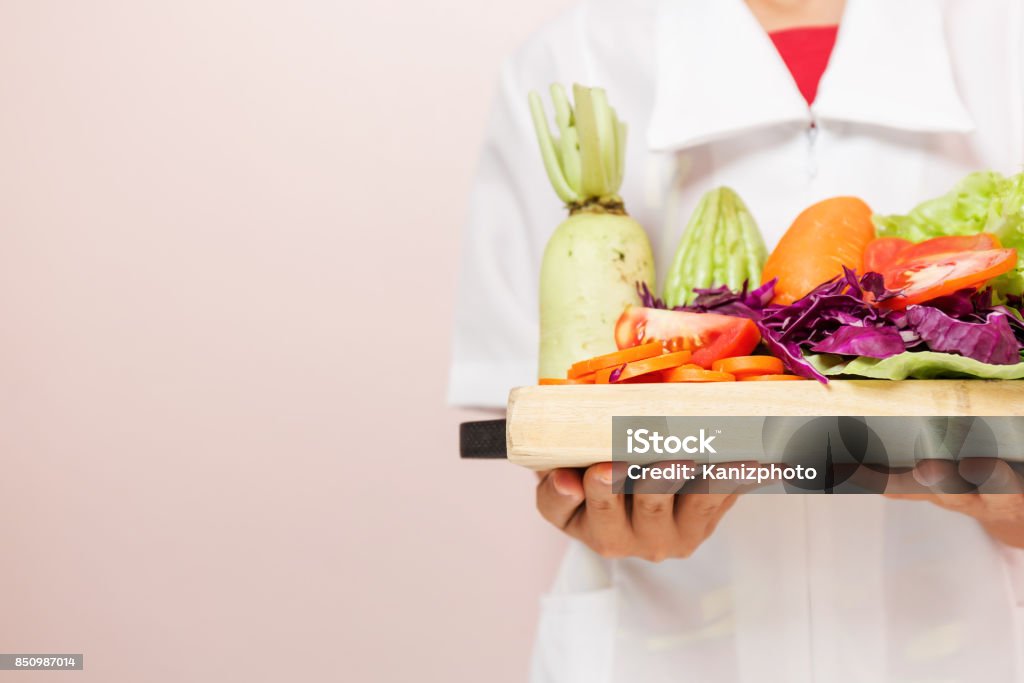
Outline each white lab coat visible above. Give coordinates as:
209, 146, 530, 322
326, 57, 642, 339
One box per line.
449, 0, 1024, 680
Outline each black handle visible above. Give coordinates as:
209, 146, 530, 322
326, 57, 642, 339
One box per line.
459, 420, 507, 460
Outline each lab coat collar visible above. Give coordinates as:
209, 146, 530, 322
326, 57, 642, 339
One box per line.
647, 0, 975, 151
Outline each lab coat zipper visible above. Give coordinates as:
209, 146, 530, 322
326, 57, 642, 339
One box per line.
806, 116, 819, 180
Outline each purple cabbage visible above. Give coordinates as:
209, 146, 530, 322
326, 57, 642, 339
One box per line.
902, 308, 1021, 365
754, 269, 905, 381
757, 330, 827, 382
809, 326, 907, 358
637, 281, 774, 321
608, 365, 626, 383
636, 270, 1024, 383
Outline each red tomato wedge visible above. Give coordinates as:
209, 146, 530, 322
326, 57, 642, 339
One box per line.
863, 237, 912, 274
864, 233, 1003, 276
711, 356, 784, 377
880, 248, 1017, 310
595, 350, 692, 384
614, 308, 761, 369
567, 342, 664, 379
900, 233, 1001, 260
662, 367, 736, 383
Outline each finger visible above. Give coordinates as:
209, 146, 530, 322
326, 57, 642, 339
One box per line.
931, 490, 981, 515
570, 463, 632, 558
977, 493, 1024, 523
701, 493, 739, 538
627, 461, 688, 562
913, 460, 970, 493
630, 492, 678, 561
878, 466, 929, 495
536, 468, 585, 531
912, 459, 978, 513
960, 459, 1024, 494
973, 461, 1024, 521
610, 460, 633, 495
675, 493, 734, 557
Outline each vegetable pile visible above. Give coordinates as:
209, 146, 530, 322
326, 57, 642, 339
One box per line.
650, 268, 1024, 382
530, 84, 1024, 387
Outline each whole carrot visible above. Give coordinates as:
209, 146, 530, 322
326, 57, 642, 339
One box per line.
762, 197, 876, 304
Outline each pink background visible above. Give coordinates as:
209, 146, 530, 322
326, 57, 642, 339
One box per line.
0, 1, 572, 681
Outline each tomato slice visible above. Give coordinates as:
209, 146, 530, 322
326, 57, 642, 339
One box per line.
865, 234, 1003, 277
880, 248, 1017, 309
594, 350, 692, 384
711, 356, 784, 377
614, 308, 761, 369
567, 342, 664, 379
662, 367, 736, 383
900, 234, 1002, 261
863, 237, 912, 274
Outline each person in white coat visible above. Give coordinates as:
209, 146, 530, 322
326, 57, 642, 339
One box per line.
449, 0, 1024, 680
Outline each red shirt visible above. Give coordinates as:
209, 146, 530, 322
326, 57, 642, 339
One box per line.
769, 25, 839, 107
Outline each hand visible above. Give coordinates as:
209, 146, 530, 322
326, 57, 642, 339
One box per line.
535, 462, 739, 562
884, 459, 1024, 548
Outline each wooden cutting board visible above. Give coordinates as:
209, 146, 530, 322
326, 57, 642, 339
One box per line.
505, 380, 1024, 471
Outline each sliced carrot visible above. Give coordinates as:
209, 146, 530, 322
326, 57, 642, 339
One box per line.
712, 356, 784, 377
737, 374, 808, 381
595, 350, 692, 384
662, 367, 736, 383
616, 373, 665, 384
568, 341, 664, 379
539, 376, 594, 385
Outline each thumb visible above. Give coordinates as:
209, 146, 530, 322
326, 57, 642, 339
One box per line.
537, 469, 585, 530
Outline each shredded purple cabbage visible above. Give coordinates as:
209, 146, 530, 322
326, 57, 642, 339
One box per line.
809, 326, 907, 358
608, 364, 625, 383
902, 308, 1021, 365
755, 269, 904, 381
637, 281, 775, 321
636, 271, 1024, 383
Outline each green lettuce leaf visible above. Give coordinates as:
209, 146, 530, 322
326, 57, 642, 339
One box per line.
873, 171, 1024, 296
806, 351, 1024, 381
